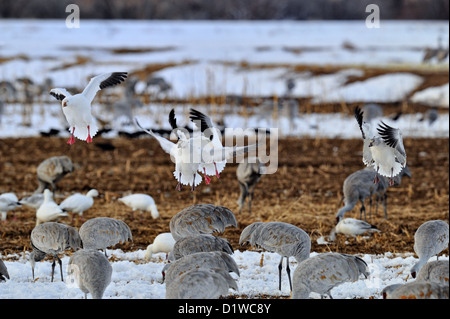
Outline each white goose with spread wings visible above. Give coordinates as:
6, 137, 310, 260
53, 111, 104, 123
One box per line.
354, 106, 407, 186
50, 72, 127, 144
135, 109, 206, 191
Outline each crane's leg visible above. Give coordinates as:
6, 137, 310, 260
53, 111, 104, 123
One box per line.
278, 256, 283, 291
369, 196, 372, 220
359, 200, 366, 221
383, 193, 388, 219
51, 258, 56, 282
248, 184, 256, 215
286, 257, 292, 292
56, 255, 64, 281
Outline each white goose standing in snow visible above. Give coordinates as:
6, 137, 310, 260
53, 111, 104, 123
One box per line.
354, 106, 407, 186
50, 72, 127, 144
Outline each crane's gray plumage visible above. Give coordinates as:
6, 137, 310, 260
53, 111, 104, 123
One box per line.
35, 156, 74, 193
170, 235, 234, 261
170, 204, 237, 241
236, 157, 263, 215
239, 221, 311, 292
336, 166, 411, 221
67, 249, 112, 299
29, 222, 82, 282
410, 220, 449, 278
162, 251, 240, 284
165, 267, 238, 299
415, 260, 449, 285
0, 259, 10, 281
382, 281, 449, 299
79, 217, 132, 257
292, 253, 369, 299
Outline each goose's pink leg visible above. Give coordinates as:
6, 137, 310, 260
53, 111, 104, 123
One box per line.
67, 127, 76, 145
214, 162, 220, 179
86, 125, 92, 143
176, 172, 182, 191
203, 167, 211, 184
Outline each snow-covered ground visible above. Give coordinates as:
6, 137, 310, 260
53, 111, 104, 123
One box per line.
1, 248, 447, 299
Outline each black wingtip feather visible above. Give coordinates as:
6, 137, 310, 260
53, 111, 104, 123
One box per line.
99, 72, 128, 90
377, 121, 398, 148
49, 91, 66, 101
354, 106, 365, 139
168, 108, 177, 130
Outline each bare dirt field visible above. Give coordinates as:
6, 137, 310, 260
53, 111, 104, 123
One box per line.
0, 134, 448, 259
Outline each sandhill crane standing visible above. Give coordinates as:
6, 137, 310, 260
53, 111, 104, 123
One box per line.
169, 204, 237, 241
292, 253, 369, 299
410, 220, 449, 278
29, 222, 82, 282
354, 106, 407, 186
0, 259, 9, 281
329, 217, 380, 241
415, 260, 449, 285
49, 72, 127, 144
170, 235, 234, 261
118, 193, 159, 220
336, 165, 411, 221
165, 267, 238, 299
59, 189, 99, 224
35, 156, 74, 193
162, 251, 240, 284
239, 221, 311, 292
382, 281, 449, 299
78, 217, 132, 257
0, 192, 21, 221
67, 249, 113, 299
144, 232, 175, 260
35, 189, 68, 226
236, 157, 263, 214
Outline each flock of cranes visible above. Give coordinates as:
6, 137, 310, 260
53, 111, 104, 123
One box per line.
0, 70, 448, 300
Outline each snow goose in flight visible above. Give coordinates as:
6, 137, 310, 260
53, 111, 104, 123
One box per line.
50, 72, 127, 144
189, 108, 226, 183
354, 106, 407, 186
189, 108, 259, 184
135, 110, 206, 191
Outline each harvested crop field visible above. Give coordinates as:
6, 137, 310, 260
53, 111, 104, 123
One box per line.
1, 135, 448, 258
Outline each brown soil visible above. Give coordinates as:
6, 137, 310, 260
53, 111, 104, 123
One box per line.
0, 135, 448, 260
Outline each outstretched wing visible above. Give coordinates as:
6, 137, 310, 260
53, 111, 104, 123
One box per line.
134, 117, 176, 155
206, 143, 258, 163
81, 72, 128, 103
354, 106, 366, 139
189, 108, 221, 144
49, 88, 72, 101
377, 121, 407, 165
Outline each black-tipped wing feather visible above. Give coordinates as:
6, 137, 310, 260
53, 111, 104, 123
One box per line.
99, 72, 128, 90
377, 121, 399, 148
169, 108, 177, 130
354, 106, 366, 139
49, 91, 66, 101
